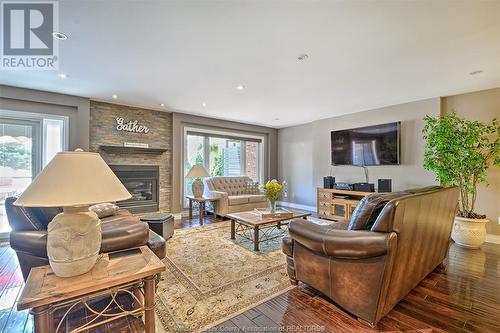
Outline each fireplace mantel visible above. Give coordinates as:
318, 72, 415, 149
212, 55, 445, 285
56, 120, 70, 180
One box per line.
99, 145, 167, 155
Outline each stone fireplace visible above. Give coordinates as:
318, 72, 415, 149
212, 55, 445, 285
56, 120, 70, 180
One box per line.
110, 165, 159, 213
89, 101, 172, 213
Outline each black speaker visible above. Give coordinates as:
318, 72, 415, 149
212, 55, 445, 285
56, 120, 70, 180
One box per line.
378, 179, 392, 193
353, 182, 375, 192
323, 176, 335, 189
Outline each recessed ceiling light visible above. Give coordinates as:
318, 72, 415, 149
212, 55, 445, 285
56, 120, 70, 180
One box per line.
469, 70, 483, 75
112, 94, 118, 99
202, 102, 207, 107
274, 118, 280, 120
58, 73, 68, 79
297, 54, 309, 61
52, 32, 67, 40
236, 84, 245, 90
159, 103, 165, 107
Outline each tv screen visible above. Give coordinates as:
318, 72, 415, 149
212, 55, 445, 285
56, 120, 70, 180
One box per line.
331, 122, 400, 166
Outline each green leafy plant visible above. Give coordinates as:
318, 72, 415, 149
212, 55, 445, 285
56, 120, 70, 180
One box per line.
422, 112, 500, 218
209, 143, 223, 176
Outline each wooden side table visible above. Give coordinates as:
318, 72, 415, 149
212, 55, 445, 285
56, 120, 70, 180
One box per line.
186, 195, 221, 225
17, 246, 165, 333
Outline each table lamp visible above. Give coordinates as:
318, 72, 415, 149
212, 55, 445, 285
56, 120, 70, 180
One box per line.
186, 164, 209, 197
14, 150, 131, 277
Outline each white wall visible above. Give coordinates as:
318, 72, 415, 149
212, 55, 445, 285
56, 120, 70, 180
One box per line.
278, 98, 440, 207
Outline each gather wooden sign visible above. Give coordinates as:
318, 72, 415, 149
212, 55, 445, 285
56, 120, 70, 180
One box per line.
115, 117, 150, 134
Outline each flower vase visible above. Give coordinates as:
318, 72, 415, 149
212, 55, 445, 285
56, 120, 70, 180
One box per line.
269, 200, 276, 214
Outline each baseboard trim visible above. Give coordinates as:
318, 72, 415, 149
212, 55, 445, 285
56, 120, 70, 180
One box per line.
485, 234, 500, 244
277, 201, 316, 212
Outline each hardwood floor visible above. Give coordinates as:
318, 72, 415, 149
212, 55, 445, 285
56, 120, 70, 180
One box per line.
1, 215, 499, 332
213, 242, 500, 333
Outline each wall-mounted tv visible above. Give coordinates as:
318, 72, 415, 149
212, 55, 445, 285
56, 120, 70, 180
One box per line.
331, 122, 401, 166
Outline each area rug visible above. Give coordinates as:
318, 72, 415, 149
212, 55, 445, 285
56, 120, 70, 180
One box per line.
155, 221, 295, 332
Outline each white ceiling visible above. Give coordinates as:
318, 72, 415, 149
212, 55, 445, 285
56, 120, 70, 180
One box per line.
1, 0, 499, 128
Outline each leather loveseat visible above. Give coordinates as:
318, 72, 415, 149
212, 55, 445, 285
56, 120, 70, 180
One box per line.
282, 186, 459, 326
5, 197, 166, 280
203, 176, 267, 216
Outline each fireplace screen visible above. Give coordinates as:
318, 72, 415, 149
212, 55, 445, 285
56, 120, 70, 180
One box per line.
109, 165, 159, 213
123, 180, 154, 201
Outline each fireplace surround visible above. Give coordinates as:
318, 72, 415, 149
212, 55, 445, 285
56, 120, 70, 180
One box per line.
109, 165, 159, 213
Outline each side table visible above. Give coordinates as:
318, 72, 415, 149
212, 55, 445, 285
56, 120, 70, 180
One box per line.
186, 195, 220, 225
17, 246, 165, 333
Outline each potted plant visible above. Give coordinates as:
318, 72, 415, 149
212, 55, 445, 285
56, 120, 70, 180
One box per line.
262, 179, 283, 213
422, 112, 500, 248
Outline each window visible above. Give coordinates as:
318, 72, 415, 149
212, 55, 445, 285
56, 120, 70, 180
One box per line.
43, 118, 65, 166
184, 129, 263, 207
0, 111, 67, 237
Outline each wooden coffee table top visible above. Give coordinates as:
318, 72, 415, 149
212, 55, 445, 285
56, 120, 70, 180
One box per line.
227, 210, 311, 226
17, 246, 165, 311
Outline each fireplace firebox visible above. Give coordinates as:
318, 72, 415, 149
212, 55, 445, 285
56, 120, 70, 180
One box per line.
109, 165, 159, 213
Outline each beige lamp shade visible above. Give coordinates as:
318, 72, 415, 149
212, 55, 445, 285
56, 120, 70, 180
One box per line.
14, 151, 132, 207
186, 164, 209, 178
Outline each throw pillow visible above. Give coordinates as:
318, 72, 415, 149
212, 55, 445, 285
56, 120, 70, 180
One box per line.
89, 202, 119, 218
348, 192, 409, 230
245, 181, 260, 194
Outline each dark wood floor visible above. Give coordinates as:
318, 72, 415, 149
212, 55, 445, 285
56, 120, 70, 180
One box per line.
213, 241, 500, 333
1, 215, 499, 332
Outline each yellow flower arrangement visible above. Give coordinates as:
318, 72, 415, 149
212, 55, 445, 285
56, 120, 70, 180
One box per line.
262, 179, 283, 202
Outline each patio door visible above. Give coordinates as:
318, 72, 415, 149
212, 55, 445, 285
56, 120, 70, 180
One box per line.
0, 118, 41, 237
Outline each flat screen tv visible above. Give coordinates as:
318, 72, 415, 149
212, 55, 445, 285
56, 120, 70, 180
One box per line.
331, 122, 401, 166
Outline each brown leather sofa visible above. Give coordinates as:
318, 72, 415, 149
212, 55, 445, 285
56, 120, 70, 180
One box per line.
5, 197, 166, 280
283, 186, 459, 326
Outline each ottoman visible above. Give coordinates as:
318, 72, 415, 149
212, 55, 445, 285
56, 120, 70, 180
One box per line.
140, 213, 174, 239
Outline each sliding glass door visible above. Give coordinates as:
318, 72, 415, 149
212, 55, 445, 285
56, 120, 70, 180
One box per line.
0, 112, 66, 238
0, 119, 40, 236
184, 131, 263, 207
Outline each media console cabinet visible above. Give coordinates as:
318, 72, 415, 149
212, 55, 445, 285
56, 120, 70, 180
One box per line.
317, 188, 372, 221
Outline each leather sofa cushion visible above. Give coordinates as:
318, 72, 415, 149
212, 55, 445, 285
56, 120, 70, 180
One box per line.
289, 218, 391, 258
348, 192, 409, 231
247, 194, 266, 203
5, 197, 62, 231
228, 195, 250, 205
9, 230, 48, 258
100, 210, 150, 253
10, 210, 151, 257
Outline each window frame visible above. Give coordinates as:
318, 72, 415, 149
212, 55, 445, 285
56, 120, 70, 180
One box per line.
0, 110, 68, 239
183, 126, 265, 208
0, 110, 69, 163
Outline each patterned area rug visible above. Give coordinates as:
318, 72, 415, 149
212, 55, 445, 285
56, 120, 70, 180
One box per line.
155, 221, 295, 332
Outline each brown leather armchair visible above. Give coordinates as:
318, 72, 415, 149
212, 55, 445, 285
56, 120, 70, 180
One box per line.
283, 187, 459, 326
5, 197, 167, 280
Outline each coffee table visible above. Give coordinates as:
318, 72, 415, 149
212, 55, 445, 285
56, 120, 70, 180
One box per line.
227, 210, 311, 251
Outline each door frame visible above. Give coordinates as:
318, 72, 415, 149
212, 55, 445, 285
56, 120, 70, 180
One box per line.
182, 126, 266, 208
0, 117, 42, 240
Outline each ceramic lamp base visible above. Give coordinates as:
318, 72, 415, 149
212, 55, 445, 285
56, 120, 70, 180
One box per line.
192, 178, 204, 197
47, 206, 102, 277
